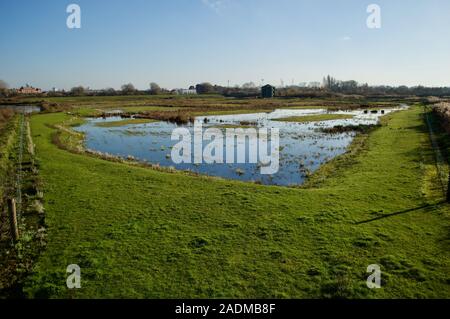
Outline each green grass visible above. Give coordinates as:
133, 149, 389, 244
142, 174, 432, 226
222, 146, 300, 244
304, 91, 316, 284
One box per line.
108, 106, 182, 113
94, 118, 158, 127
4, 94, 401, 114
24, 106, 450, 298
70, 108, 103, 117
192, 109, 272, 116
274, 114, 354, 123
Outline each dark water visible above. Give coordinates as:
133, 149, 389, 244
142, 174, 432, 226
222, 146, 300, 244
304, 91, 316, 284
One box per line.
75, 107, 405, 186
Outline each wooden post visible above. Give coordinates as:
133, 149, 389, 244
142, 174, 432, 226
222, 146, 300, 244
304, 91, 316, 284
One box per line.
7, 198, 19, 241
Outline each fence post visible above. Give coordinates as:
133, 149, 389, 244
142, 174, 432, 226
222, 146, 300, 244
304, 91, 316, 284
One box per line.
7, 198, 19, 241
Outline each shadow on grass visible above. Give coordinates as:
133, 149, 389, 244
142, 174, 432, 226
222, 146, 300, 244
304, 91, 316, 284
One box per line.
355, 201, 448, 225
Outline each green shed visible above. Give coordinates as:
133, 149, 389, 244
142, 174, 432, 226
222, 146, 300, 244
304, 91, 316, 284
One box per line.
261, 84, 275, 98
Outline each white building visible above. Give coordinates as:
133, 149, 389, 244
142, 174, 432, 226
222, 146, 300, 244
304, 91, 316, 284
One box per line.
174, 88, 197, 95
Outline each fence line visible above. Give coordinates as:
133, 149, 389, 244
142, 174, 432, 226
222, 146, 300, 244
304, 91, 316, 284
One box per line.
16, 113, 24, 219
424, 107, 449, 198
1, 113, 26, 242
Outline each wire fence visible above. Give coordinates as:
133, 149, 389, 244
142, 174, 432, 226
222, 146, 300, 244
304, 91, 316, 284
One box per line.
16, 113, 24, 219
424, 107, 449, 198
0, 113, 25, 243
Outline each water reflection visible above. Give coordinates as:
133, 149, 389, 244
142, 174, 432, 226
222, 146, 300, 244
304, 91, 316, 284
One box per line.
0, 105, 41, 114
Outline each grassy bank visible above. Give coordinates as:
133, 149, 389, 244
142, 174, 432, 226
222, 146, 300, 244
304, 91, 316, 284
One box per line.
24, 106, 449, 298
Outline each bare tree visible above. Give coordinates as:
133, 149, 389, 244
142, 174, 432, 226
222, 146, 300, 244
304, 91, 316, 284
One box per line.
103, 87, 116, 96
121, 83, 136, 95
71, 86, 85, 96
242, 82, 256, 89
149, 82, 161, 95
195, 82, 214, 94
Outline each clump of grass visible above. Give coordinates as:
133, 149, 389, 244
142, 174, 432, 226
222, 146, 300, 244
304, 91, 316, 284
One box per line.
189, 237, 209, 249
0, 108, 15, 127
29, 199, 45, 214
352, 235, 380, 248
239, 121, 258, 126
320, 276, 354, 299
40, 101, 71, 113
319, 124, 381, 134
379, 255, 427, 282
274, 114, 354, 123
134, 111, 195, 125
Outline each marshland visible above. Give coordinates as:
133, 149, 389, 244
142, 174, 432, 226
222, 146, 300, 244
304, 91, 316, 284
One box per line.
0, 94, 449, 299
75, 106, 406, 186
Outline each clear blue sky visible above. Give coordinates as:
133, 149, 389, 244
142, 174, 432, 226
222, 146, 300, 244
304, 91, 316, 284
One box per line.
1, 0, 449, 90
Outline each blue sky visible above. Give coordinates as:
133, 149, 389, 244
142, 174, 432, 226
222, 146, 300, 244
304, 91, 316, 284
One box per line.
1, 0, 449, 90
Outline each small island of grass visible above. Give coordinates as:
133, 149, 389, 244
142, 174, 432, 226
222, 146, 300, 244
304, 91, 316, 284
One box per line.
274, 113, 354, 123
95, 118, 158, 127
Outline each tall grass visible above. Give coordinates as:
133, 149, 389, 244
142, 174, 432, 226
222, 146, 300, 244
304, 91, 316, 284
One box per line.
0, 108, 15, 128
0, 112, 19, 211
433, 102, 450, 134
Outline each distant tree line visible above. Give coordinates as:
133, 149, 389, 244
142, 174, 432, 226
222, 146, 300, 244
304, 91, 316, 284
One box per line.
62, 82, 168, 97
194, 77, 450, 98
320, 75, 450, 97
1, 77, 450, 98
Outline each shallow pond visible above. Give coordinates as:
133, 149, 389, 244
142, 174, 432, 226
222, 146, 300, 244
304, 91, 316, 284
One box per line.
0, 105, 41, 113
75, 107, 406, 186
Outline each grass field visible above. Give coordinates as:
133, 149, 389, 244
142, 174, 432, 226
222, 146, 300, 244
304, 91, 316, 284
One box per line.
1, 94, 403, 114
22, 105, 450, 298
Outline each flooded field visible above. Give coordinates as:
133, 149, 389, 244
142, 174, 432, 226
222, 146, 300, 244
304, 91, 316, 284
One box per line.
0, 105, 41, 113
75, 107, 405, 186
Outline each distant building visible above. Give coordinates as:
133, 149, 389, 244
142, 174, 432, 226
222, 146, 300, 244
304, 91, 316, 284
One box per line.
307, 82, 321, 88
261, 84, 276, 98
174, 88, 197, 95
16, 84, 42, 95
